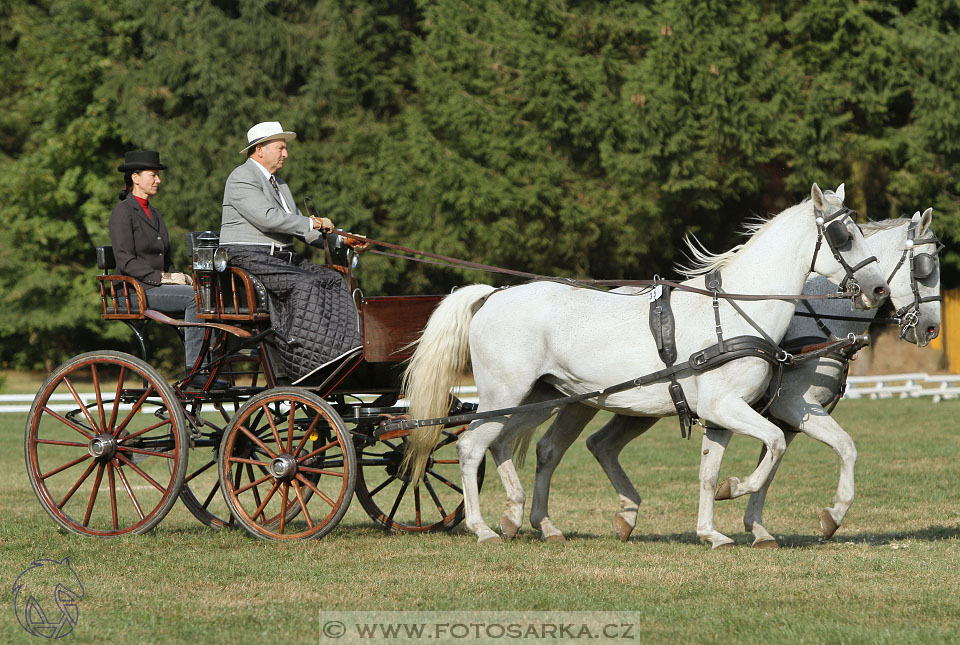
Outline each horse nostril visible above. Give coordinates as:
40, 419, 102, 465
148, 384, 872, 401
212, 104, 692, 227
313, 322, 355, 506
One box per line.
874, 286, 888, 297
929, 326, 939, 339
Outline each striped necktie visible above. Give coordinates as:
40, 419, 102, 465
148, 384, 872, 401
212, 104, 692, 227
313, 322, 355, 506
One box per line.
269, 175, 281, 200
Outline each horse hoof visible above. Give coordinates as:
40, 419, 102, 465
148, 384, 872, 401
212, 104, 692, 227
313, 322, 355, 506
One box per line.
752, 538, 779, 549
712, 541, 735, 550
478, 532, 502, 544
613, 514, 634, 542
500, 515, 520, 540
544, 533, 565, 543
819, 509, 840, 540
715, 478, 735, 500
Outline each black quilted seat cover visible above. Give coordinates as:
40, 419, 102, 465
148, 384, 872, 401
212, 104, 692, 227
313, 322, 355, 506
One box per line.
224, 248, 361, 381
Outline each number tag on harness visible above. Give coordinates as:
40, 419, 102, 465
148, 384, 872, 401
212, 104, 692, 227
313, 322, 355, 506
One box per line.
648, 285, 664, 302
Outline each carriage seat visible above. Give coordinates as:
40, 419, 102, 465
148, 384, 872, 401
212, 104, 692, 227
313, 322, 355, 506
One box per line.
96, 245, 147, 319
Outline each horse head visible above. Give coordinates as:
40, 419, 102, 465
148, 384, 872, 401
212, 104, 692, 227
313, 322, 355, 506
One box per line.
809, 183, 889, 310
887, 208, 942, 346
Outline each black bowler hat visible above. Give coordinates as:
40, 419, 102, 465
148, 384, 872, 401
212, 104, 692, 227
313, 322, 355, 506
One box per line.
117, 150, 168, 172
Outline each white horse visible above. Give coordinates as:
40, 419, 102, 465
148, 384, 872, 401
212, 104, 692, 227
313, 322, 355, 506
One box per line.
402, 183, 890, 545
530, 208, 941, 548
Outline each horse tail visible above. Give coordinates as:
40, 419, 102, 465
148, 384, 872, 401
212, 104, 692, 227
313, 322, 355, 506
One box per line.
401, 284, 497, 481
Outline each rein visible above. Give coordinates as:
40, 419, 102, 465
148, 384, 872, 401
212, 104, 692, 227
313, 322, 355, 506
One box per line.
335, 230, 861, 303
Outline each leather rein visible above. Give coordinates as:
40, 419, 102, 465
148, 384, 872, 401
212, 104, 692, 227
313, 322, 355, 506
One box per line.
335, 206, 871, 304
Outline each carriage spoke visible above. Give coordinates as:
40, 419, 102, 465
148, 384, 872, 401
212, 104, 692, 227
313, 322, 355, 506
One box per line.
114, 461, 145, 521
413, 485, 422, 527
367, 474, 398, 498
42, 407, 94, 440
112, 385, 156, 437
295, 473, 335, 508
81, 463, 106, 527
41, 454, 92, 480
118, 418, 172, 443
58, 460, 98, 508
116, 454, 166, 493
238, 424, 278, 460
386, 480, 410, 525
428, 469, 463, 494
422, 476, 448, 518
184, 459, 216, 484
262, 404, 284, 451
291, 481, 314, 529
108, 366, 126, 431
296, 440, 338, 463
36, 439, 88, 448
108, 464, 119, 531
250, 481, 281, 521
286, 404, 296, 453
118, 446, 175, 459
201, 480, 220, 510
297, 465, 344, 478
91, 364, 107, 434
278, 483, 290, 534
64, 376, 100, 434
292, 413, 322, 456
247, 471, 264, 512
242, 465, 269, 501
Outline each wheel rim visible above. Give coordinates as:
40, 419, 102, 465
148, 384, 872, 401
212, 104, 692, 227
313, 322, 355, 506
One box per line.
25, 352, 187, 537
219, 389, 355, 540
356, 425, 483, 532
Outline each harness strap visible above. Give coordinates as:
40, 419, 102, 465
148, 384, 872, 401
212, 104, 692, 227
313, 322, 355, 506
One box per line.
381, 335, 784, 432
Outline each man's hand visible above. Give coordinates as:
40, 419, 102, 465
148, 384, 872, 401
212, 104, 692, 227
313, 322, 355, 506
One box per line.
311, 216, 334, 233
343, 234, 371, 251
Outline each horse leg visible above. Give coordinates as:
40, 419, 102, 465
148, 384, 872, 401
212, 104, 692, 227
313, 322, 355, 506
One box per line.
770, 400, 857, 539
457, 417, 509, 543
742, 429, 799, 548
586, 415, 657, 542
705, 398, 787, 500
530, 403, 598, 542
697, 427, 736, 548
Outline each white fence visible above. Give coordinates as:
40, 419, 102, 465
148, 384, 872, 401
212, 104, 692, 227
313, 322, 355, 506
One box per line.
1, 378, 954, 416
844, 373, 960, 402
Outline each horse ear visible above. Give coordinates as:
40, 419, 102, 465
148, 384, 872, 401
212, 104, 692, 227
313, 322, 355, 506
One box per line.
835, 183, 845, 201
811, 183, 825, 212
919, 207, 933, 236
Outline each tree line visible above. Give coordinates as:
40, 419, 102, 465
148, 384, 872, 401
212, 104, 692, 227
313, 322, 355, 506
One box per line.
1, 0, 957, 370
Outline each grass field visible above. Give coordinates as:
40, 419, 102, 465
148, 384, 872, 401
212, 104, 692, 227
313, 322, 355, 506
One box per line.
2, 397, 959, 643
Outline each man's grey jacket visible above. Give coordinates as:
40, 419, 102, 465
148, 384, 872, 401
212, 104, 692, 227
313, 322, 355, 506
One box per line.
220, 157, 322, 246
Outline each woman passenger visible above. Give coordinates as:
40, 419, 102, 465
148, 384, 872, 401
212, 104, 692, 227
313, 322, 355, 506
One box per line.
108, 150, 213, 388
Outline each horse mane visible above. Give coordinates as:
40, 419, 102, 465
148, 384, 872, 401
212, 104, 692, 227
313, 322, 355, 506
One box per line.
860, 216, 909, 237
674, 199, 814, 278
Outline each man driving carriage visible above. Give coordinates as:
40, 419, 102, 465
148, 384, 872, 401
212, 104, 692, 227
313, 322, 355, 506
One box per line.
219, 121, 363, 383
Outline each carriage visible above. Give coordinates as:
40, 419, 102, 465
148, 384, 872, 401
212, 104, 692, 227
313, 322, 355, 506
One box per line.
24, 231, 483, 540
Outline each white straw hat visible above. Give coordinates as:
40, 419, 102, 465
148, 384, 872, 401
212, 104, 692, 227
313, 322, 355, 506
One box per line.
240, 121, 296, 153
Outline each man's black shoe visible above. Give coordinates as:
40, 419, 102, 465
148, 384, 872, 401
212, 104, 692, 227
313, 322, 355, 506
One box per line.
184, 374, 230, 390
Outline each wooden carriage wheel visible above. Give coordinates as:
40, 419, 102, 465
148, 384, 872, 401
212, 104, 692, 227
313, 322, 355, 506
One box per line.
24, 351, 189, 537
355, 425, 484, 532
217, 388, 356, 540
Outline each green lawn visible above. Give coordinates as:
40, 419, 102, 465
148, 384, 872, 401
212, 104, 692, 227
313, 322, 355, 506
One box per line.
2, 398, 959, 643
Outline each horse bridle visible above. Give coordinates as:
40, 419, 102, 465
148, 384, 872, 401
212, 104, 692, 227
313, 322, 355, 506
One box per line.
885, 219, 944, 338
809, 204, 879, 297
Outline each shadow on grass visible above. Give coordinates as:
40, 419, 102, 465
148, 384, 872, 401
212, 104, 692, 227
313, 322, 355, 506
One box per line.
772, 524, 960, 548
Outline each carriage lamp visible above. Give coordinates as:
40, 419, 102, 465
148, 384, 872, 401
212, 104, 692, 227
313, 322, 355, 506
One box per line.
190, 231, 221, 271
214, 247, 229, 273
185, 231, 221, 315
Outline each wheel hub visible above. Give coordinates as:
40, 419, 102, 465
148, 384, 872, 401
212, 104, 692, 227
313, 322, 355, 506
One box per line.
271, 454, 298, 480
88, 434, 118, 460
